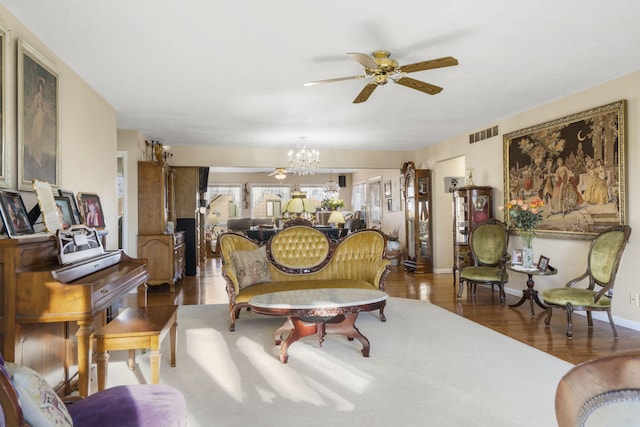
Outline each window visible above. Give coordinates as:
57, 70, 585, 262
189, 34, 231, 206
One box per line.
251, 185, 290, 218
352, 181, 366, 212
207, 185, 241, 224
299, 185, 324, 208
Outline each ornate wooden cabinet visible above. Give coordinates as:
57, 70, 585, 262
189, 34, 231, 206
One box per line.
138, 161, 184, 290
402, 161, 433, 273
452, 186, 492, 283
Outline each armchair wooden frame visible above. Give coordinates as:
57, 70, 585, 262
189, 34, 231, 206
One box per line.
542, 225, 631, 339
457, 218, 510, 304
555, 350, 640, 427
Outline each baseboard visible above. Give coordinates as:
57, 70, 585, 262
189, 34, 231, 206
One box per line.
504, 285, 640, 332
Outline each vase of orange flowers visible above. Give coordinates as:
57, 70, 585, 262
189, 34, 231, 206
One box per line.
503, 198, 544, 268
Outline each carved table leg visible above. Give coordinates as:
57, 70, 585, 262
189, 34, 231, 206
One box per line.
325, 312, 370, 357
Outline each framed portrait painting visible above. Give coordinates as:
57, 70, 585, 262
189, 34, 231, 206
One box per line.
0, 190, 34, 237
0, 22, 10, 189
18, 39, 59, 191
503, 100, 626, 239
77, 192, 105, 229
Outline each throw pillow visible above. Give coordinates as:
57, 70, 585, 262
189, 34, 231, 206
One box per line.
231, 245, 271, 289
5, 362, 73, 427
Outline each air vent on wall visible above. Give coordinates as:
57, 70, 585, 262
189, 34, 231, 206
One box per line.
469, 125, 499, 144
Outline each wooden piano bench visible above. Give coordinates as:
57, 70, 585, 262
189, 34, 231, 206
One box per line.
95, 305, 178, 391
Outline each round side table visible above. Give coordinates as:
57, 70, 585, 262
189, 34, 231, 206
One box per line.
507, 263, 557, 316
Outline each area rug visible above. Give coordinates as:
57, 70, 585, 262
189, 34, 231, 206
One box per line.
105, 298, 572, 426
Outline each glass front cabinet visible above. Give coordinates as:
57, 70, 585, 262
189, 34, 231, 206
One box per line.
402, 161, 433, 274
452, 186, 492, 283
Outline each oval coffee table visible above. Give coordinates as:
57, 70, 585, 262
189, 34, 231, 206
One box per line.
249, 288, 388, 363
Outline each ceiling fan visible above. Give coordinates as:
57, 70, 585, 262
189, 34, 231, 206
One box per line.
268, 167, 288, 180
304, 51, 458, 103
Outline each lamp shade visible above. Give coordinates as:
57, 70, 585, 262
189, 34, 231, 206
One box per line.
206, 213, 219, 225
328, 210, 345, 225
282, 191, 316, 214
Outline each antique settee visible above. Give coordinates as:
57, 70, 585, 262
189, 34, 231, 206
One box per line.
218, 225, 390, 331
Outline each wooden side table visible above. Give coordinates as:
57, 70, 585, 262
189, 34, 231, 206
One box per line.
507, 263, 557, 316
95, 305, 178, 391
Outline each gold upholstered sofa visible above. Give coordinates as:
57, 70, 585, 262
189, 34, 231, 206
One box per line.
219, 225, 391, 331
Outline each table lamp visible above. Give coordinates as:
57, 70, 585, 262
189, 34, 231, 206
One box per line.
328, 210, 345, 228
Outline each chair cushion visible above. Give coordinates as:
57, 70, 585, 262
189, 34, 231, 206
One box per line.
230, 245, 271, 289
578, 389, 640, 427
68, 384, 186, 427
541, 288, 611, 307
5, 362, 73, 427
460, 266, 505, 282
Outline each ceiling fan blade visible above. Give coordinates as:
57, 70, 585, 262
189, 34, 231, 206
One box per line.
399, 56, 459, 74
353, 82, 378, 103
347, 52, 379, 70
395, 77, 443, 95
304, 75, 366, 86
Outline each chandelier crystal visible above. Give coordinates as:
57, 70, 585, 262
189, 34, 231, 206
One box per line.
288, 137, 319, 175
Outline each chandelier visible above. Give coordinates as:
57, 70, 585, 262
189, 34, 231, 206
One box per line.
288, 137, 319, 175
324, 171, 340, 199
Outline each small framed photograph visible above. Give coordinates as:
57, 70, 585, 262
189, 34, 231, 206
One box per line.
512, 249, 523, 265
537, 255, 550, 272
386, 197, 393, 213
58, 189, 82, 225
54, 196, 75, 228
77, 192, 105, 229
0, 190, 35, 237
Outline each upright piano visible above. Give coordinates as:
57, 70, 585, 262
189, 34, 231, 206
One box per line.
0, 226, 148, 397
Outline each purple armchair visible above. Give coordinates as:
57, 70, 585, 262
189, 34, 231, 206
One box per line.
0, 353, 186, 427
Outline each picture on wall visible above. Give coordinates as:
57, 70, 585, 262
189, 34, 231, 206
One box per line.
503, 100, 626, 239
18, 39, 59, 191
0, 190, 34, 237
77, 192, 105, 229
0, 22, 9, 188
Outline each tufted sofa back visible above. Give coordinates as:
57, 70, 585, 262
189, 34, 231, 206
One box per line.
268, 226, 329, 269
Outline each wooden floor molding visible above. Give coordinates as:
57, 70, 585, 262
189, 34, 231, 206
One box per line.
138, 258, 640, 366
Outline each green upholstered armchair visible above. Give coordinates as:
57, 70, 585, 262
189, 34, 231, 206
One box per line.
541, 225, 631, 339
457, 218, 510, 304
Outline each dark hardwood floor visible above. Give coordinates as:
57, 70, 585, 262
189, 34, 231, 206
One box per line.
141, 257, 640, 366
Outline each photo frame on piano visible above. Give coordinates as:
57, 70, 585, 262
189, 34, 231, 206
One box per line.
0, 190, 35, 237
77, 192, 105, 229
54, 196, 75, 229
58, 189, 82, 225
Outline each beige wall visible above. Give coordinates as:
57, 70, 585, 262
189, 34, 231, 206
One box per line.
418, 71, 640, 328
0, 6, 119, 249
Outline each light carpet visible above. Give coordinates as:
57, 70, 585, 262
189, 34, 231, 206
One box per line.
105, 298, 572, 426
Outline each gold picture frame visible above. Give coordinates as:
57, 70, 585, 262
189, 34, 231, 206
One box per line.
18, 39, 60, 191
503, 100, 626, 239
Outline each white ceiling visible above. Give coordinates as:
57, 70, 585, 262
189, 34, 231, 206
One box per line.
3, 1, 640, 153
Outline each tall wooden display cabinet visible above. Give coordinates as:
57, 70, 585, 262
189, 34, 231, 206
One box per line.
452, 186, 492, 284
402, 161, 433, 273
137, 161, 185, 291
